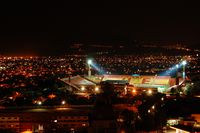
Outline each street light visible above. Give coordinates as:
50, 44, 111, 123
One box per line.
61, 100, 66, 105
37, 101, 42, 105
87, 59, 92, 77
147, 89, 152, 95
81, 86, 85, 91
161, 97, 164, 101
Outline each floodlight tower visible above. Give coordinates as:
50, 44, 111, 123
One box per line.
182, 60, 187, 80
87, 59, 92, 77
176, 64, 179, 85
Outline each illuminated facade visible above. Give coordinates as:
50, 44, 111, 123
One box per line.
98, 75, 177, 93
0, 116, 20, 132
61, 75, 183, 94
0, 110, 89, 133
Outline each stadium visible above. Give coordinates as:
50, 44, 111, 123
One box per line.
61, 59, 187, 95
61, 74, 185, 96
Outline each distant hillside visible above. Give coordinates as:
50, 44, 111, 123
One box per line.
67, 42, 196, 56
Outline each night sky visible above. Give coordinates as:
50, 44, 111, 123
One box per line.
0, 1, 200, 55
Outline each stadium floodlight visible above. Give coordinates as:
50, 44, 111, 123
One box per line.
182, 60, 187, 65
87, 59, 92, 77
182, 60, 187, 79
87, 59, 92, 65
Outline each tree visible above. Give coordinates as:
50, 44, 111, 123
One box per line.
186, 81, 200, 96
92, 82, 115, 120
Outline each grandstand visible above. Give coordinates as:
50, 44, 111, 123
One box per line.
61, 75, 183, 94
86, 75, 181, 93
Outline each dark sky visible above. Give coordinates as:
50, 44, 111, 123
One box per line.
0, 1, 200, 55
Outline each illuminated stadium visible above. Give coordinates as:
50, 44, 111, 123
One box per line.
88, 75, 180, 93
61, 74, 184, 94
61, 59, 187, 94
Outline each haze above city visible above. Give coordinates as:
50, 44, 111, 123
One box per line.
0, 1, 200, 55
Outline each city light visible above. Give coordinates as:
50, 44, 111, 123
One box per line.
81, 86, 85, 91
95, 87, 99, 92
37, 101, 42, 105
132, 89, 136, 93
120, 130, 125, 133
117, 118, 124, 122
148, 90, 152, 95
1, 4, 200, 133
161, 97, 164, 101
21, 131, 32, 133
61, 100, 66, 105
48, 94, 56, 99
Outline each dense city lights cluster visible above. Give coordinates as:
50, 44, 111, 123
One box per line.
0, 54, 199, 90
